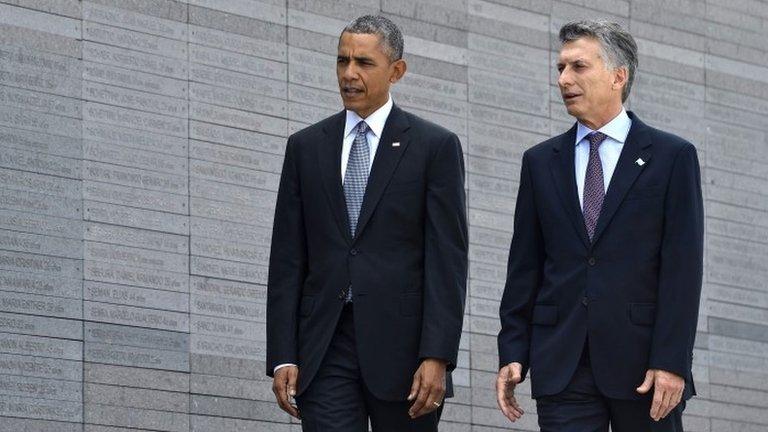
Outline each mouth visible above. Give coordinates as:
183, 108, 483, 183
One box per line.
341, 85, 364, 98
562, 93, 581, 103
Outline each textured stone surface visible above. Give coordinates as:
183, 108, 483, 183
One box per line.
0, 0, 765, 431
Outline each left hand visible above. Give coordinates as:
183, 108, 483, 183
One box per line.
407, 358, 447, 419
636, 369, 685, 421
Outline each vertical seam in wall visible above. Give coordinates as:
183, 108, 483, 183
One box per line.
186, 4, 192, 430
79, 4, 85, 429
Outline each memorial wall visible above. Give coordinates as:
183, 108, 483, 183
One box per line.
0, 0, 766, 431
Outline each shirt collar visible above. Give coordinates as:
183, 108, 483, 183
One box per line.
344, 95, 393, 139
575, 108, 632, 146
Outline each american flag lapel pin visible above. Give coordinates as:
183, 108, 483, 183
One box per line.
635, 158, 645, 166
392, 142, 400, 147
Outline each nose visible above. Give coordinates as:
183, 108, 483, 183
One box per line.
558, 67, 572, 89
340, 63, 358, 81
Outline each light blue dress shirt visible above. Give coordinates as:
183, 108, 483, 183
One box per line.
574, 109, 633, 210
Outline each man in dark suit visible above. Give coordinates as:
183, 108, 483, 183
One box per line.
266, 15, 468, 431
496, 20, 703, 431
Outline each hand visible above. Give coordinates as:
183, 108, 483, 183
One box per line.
636, 369, 685, 421
272, 365, 300, 419
496, 362, 524, 422
407, 358, 447, 419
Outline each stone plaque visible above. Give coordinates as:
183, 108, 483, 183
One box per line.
0, 374, 82, 402
82, 41, 187, 79
84, 260, 188, 293
84, 301, 189, 332
84, 281, 189, 313
189, 120, 284, 155
0, 250, 81, 279
0, 269, 80, 299
84, 140, 188, 176
83, 122, 187, 157
190, 334, 266, 361
83, 181, 187, 214
189, 101, 286, 136
83, 81, 188, 117
85, 322, 189, 352
83, 160, 187, 194
82, 2, 188, 40
191, 315, 264, 342
0, 394, 81, 422
84, 102, 187, 137
85, 242, 187, 274
0, 333, 81, 360
0, 353, 82, 381
189, 63, 286, 98
83, 60, 187, 98
190, 276, 265, 303
0, 125, 81, 159
190, 159, 279, 190
0, 311, 82, 339
0, 84, 81, 118
84, 222, 188, 254
191, 237, 268, 266
0, 229, 82, 259
85, 342, 188, 372
83, 21, 187, 59
190, 256, 267, 285
191, 293, 265, 322
84, 201, 189, 235
190, 197, 274, 227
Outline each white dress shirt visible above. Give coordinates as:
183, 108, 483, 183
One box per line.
574, 108, 632, 210
341, 95, 393, 182
272, 96, 394, 375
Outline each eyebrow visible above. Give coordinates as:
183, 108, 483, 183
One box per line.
337, 55, 375, 63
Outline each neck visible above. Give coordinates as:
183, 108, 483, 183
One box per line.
579, 103, 623, 130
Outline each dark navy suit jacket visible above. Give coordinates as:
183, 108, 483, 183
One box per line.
267, 104, 468, 401
498, 112, 704, 400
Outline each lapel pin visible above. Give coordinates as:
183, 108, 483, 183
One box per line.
636, 158, 645, 166
392, 142, 400, 147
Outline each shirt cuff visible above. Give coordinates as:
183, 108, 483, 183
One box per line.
273, 363, 297, 374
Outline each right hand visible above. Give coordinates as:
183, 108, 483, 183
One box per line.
272, 365, 300, 418
496, 362, 524, 422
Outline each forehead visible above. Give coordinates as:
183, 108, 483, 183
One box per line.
558, 37, 602, 62
337, 32, 386, 56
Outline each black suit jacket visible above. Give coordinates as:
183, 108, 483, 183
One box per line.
498, 112, 704, 400
267, 104, 468, 401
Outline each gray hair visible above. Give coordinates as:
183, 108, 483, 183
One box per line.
559, 20, 638, 102
342, 15, 404, 62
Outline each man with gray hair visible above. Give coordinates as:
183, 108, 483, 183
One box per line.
267, 14, 468, 431
496, 20, 703, 431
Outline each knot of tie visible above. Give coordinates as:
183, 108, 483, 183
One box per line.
356, 121, 369, 136
587, 131, 608, 148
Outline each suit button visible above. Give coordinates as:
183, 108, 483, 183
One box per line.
581, 296, 588, 306
350, 249, 358, 256
588, 257, 596, 266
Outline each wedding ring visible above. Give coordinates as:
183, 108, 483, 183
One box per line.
432, 401, 441, 407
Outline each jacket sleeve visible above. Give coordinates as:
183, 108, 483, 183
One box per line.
497, 151, 545, 381
266, 136, 307, 377
418, 133, 468, 371
648, 143, 704, 379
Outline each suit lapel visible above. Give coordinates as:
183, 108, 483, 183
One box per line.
591, 113, 653, 246
319, 110, 352, 245
550, 124, 591, 249
353, 105, 411, 243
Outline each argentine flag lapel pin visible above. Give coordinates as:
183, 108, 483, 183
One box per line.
636, 157, 646, 166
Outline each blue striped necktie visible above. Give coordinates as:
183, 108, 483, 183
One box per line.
342, 121, 371, 302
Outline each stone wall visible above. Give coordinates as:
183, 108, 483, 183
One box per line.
0, 0, 766, 431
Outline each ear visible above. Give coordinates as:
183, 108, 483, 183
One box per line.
389, 59, 407, 84
613, 66, 628, 92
